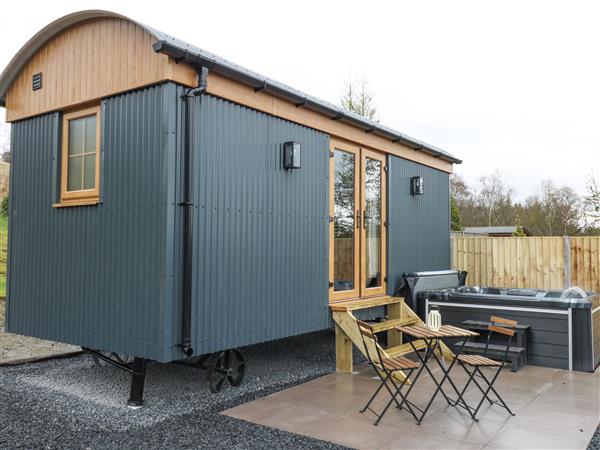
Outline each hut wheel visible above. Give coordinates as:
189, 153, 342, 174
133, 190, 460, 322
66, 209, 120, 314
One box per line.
206, 349, 245, 393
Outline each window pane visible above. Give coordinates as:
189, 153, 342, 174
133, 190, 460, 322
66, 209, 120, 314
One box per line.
67, 156, 83, 191
84, 116, 96, 153
333, 150, 355, 291
83, 154, 96, 190
68, 119, 84, 156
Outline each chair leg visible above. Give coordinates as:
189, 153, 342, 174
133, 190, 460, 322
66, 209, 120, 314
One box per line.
480, 367, 515, 416
468, 369, 494, 405
453, 361, 475, 407
360, 365, 393, 414
449, 361, 479, 421
375, 369, 419, 425
472, 366, 515, 418
391, 369, 421, 423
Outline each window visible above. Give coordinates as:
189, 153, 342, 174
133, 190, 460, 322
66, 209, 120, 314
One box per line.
58, 105, 100, 206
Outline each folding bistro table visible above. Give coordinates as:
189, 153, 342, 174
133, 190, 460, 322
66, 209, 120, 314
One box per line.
395, 324, 479, 424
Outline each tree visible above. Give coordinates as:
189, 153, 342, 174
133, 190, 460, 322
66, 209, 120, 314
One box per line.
584, 172, 600, 226
475, 171, 514, 227
450, 174, 471, 206
512, 215, 526, 237
340, 77, 377, 121
450, 172, 515, 228
0, 121, 9, 163
450, 195, 464, 231
522, 180, 583, 236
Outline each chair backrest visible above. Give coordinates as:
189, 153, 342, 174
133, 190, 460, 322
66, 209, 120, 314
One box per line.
356, 320, 383, 366
484, 315, 517, 363
489, 315, 517, 336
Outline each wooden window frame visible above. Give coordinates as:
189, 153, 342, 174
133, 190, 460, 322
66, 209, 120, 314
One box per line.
54, 105, 101, 207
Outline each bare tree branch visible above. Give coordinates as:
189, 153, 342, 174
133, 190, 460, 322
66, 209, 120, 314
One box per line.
340, 77, 377, 121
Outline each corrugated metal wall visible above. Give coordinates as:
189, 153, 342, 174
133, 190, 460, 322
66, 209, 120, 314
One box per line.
387, 156, 451, 295
6, 82, 452, 361
6, 83, 180, 362
190, 95, 330, 355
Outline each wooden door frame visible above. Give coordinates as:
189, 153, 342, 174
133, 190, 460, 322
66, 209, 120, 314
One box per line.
360, 148, 387, 298
329, 140, 388, 303
329, 139, 361, 302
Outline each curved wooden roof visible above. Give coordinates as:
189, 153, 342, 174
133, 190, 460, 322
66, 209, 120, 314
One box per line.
0, 10, 459, 170
0, 11, 196, 121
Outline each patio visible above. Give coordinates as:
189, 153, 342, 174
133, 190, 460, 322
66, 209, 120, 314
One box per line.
223, 362, 600, 449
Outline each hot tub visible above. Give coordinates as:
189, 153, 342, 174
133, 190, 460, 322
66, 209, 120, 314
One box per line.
401, 272, 599, 372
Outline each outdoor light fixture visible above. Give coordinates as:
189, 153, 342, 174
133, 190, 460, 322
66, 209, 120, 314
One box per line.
411, 176, 424, 195
283, 141, 301, 170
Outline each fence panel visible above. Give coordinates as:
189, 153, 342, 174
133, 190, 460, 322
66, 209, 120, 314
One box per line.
571, 237, 600, 293
451, 236, 599, 291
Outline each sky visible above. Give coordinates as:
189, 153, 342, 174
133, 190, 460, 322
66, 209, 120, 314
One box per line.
0, 0, 598, 200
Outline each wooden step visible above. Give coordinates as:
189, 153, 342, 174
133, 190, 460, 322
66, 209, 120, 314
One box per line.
385, 340, 428, 357
330, 296, 403, 312
370, 317, 418, 333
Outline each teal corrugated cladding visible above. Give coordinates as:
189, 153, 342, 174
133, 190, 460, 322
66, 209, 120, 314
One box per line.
6, 83, 180, 362
387, 156, 451, 295
190, 95, 330, 355
6, 82, 450, 362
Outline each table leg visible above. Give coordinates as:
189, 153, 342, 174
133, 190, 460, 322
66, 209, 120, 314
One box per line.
430, 338, 478, 421
398, 338, 454, 424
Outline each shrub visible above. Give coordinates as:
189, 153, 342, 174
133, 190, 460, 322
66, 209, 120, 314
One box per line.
0, 195, 8, 217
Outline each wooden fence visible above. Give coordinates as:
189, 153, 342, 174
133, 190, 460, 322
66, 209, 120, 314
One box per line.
451, 236, 600, 292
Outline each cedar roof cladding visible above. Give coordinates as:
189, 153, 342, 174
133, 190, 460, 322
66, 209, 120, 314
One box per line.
0, 10, 460, 164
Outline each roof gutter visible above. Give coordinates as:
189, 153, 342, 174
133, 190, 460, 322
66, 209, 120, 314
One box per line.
153, 40, 462, 165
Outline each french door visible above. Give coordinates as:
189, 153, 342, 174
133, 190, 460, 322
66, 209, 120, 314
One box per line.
329, 140, 387, 301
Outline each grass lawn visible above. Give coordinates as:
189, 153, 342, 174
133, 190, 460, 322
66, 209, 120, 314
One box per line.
0, 215, 6, 298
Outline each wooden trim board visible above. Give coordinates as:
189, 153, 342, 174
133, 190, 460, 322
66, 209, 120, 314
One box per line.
206, 73, 453, 174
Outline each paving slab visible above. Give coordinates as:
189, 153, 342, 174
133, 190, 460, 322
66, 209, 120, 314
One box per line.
222, 362, 600, 450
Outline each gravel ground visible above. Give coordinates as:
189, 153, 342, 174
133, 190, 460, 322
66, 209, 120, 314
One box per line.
590, 426, 600, 450
0, 330, 357, 450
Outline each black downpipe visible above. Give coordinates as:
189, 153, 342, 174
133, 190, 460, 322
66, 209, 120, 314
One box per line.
180, 67, 208, 357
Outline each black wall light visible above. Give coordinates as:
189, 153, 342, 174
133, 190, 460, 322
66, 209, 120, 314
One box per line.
411, 176, 424, 195
283, 141, 301, 170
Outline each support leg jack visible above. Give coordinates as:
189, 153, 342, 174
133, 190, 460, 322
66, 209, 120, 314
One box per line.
127, 357, 147, 409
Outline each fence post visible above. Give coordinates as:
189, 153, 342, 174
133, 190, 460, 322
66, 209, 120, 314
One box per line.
563, 236, 571, 288
450, 236, 455, 269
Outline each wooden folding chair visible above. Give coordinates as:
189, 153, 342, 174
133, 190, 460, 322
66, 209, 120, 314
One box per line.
356, 320, 421, 425
454, 316, 517, 419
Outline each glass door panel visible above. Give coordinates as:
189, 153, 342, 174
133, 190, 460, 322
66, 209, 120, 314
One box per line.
330, 145, 360, 300
361, 150, 387, 296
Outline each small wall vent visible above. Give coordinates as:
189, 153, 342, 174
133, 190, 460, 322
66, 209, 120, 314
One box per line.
32, 73, 42, 91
